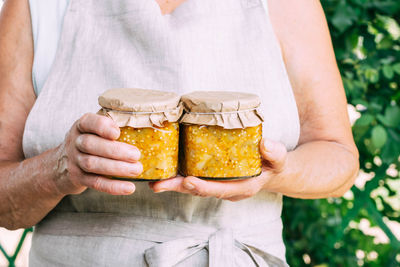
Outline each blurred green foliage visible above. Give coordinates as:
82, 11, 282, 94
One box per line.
283, 0, 400, 266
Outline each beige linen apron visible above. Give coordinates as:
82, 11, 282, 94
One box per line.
23, 0, 300, 266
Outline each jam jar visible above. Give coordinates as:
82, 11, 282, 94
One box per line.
179, 91, 264, 180
98, 88, 182, 181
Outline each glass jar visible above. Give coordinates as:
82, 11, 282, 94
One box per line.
179, 91, 264, 180
118, 123, 179, 180
98, 88, 182, 181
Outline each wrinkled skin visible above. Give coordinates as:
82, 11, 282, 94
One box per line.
52, 113, 143, 196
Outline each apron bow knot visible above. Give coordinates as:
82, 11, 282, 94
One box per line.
144, 228, 288, 267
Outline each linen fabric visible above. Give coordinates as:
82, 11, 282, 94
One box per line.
25, 0, 300, 266
29, 0, 70, 96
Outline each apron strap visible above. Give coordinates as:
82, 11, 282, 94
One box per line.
144, 237, 207, 267
144, 228, 288, 267
208, 228, 235, 267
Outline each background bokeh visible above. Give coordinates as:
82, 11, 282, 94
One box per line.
0, 0, 399, 266
283, 0, 400, 266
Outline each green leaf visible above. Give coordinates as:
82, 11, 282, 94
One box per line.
381, 139, 400, 165
331, 3, 358, 33
363, 33, 376, 51
377, 106, 400, 127
382, 65, 394, 79
371, 125, 388, 149
355, 114, 374, 126
378, 36, 393, 49
393, 63, 400, 75
343, 78, 355, 92
349, 32, 359, 49
365, 68, 380, 83
371, 1, 400, 15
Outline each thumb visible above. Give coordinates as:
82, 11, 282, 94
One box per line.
260, 138, 287, 171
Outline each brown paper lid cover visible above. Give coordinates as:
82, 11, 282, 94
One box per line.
98, 88, 182, 128
180, 91, 264, 129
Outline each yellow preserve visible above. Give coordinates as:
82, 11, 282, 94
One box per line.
98, 88, 182, 181
180, 124, 262, 178
118, 123, 179, 180
179, 91, 264, 180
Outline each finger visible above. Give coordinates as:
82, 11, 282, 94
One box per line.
150, 176, 191, 193
260, 139, 287, 171
156, 0, 187, 14
76, 153, 143, 177
76, 134, 141, 162
81, 174, 136, 195
179, 176, 262, 199
77, 113, 120, 140
225, 195, 252, 202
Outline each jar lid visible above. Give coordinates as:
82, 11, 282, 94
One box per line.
180, 91, 264, 129
98, 88, 182, 128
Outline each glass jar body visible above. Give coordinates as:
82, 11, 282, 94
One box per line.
180, 124, 262, 179
116, 122, 179, 180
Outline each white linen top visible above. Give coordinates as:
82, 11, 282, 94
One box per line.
29, 0, 70, 95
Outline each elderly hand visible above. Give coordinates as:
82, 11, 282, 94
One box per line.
52, 113, 142, 196
149, 139, 287, 201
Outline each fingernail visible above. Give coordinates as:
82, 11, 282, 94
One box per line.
130, 163, 143, 175
113, 128, 120, 138
75, 136, 82, 147
130, 149, 141, 160
122, 183, 135, 194
183, 182, 195, 190
263, 139, 275, 152
155, 188, 167, 193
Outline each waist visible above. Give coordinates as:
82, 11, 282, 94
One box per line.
59, 184, 283, 228
34, 211, 288, 266
37, 211, 283, 243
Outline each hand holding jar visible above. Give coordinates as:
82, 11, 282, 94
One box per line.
150, 138, 287, 202
98, 88, 182, 181
52, 113, 142, 196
